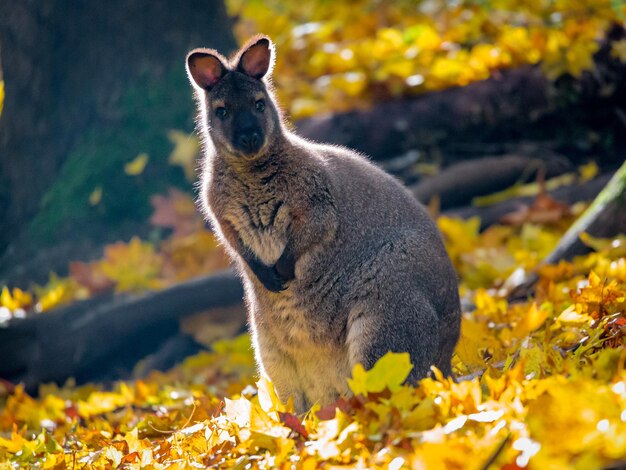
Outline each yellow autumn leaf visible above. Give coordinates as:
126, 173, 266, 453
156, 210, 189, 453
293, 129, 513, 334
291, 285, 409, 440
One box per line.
224, 396, 253, 428
580, 232, 626, 258
454, 317, 502, 370
89, 186, 103, 206
290, 98, 321, 119
474, 288, 508, 320
519, 345, 545, 378
565, 39, 598, 77
0, 80, 4, 116
0, 286, 33, 311
168, 130, 200, 182
160, 230, 230, 283
412, 25, 441, 50
33, 274, 85, 312
579, 161, 599, 182
437, 216, 481, 266
556, 305, 593, 326
347, 351, 413, 396
611, 39, 626, 63
77, 388, 135, 418
257, 377, 288, 414
124, 153, 149, 175
0, 431, 29, 454
95, 237, 164, 293
333, 72, 367, 96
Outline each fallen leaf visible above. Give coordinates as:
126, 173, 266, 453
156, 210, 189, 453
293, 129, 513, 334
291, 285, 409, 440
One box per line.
347, 352, 413, 396
69, 261, 115, 295
150, 188, 202, 236
94, 237, 164, 293
500, 192, 570, 226
168, 130, 200, 182
124, 153, 149, 176
279, 412, 309, 438
89, 186, 103, 206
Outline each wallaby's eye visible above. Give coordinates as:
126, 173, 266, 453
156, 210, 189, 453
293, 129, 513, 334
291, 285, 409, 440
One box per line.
255, 99, 265, 112
215, 107, 228, 119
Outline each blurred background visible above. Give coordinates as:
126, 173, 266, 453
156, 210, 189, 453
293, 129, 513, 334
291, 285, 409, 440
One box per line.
1, 0, 625, 389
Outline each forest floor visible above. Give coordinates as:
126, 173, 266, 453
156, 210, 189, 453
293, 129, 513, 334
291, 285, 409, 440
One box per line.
1, 188, 625, 468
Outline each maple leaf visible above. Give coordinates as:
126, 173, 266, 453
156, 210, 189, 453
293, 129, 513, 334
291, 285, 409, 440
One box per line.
160, 230, 231, 283
124, 153, 149, 176
150, 188, 203, 236
69, 261, 115, 295
347, 352, 413, 396
500, 188, 571, 227
0, 286, 33, 312
94, 237, 164, 293
279, 412, 309, 437
89, 186, 103, 206
167, 130, 200, 182
611, 39, 626, 63
33, 274, 86, 312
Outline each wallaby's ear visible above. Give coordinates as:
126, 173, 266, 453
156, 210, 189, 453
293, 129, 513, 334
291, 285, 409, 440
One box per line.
186, 48, 227, 91
236, 35, 275, 80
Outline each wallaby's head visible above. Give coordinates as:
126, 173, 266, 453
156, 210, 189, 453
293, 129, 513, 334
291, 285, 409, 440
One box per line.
186, 36, 280, 160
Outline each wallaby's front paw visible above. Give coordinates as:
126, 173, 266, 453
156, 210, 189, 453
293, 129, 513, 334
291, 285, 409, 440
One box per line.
255, 264, 288, 292
274, 248, 296, 280
242, 250, 289, 292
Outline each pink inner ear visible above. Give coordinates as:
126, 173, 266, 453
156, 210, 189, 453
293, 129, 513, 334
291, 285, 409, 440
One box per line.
240, 41, 271, 79
189, 54, 224, 89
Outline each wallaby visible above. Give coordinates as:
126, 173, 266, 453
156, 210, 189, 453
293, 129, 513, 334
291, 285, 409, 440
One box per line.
186, 35, 461, 413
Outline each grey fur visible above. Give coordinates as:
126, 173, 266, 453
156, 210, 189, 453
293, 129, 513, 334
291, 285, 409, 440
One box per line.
186, 36, 461, 413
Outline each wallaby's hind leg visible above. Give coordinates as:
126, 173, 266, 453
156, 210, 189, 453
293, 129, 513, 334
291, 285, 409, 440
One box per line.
344, 231, 458, 382
346, 295, 447, 384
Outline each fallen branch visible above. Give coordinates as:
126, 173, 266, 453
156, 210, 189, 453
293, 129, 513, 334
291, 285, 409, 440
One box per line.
411, 153, 572, 209
542, 162, 626, 263
445, 173, 612, 230
297, 66, 552, 161
507, 161, 626, 300
0, 270, 244, 392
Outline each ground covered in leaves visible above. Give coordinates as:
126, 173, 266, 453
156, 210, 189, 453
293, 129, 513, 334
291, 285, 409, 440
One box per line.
1, 208, 626, 468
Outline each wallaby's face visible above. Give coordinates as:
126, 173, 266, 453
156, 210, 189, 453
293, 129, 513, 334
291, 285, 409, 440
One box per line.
186, 36, 279, 159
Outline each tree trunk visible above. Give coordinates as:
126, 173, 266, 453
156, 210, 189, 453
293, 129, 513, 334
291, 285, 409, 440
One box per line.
0, 0, 236, 253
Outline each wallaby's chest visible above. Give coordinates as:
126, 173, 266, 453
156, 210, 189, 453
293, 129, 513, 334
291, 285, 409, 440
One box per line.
255, 289, 339, 361
216, 171, 291, 265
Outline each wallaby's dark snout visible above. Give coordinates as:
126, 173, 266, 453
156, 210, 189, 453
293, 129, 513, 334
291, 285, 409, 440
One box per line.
236, 131, 262, 154
234, 113, 263, 155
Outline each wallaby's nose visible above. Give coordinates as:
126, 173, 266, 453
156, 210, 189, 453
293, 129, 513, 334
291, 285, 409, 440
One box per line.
237, 132, 261, 154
